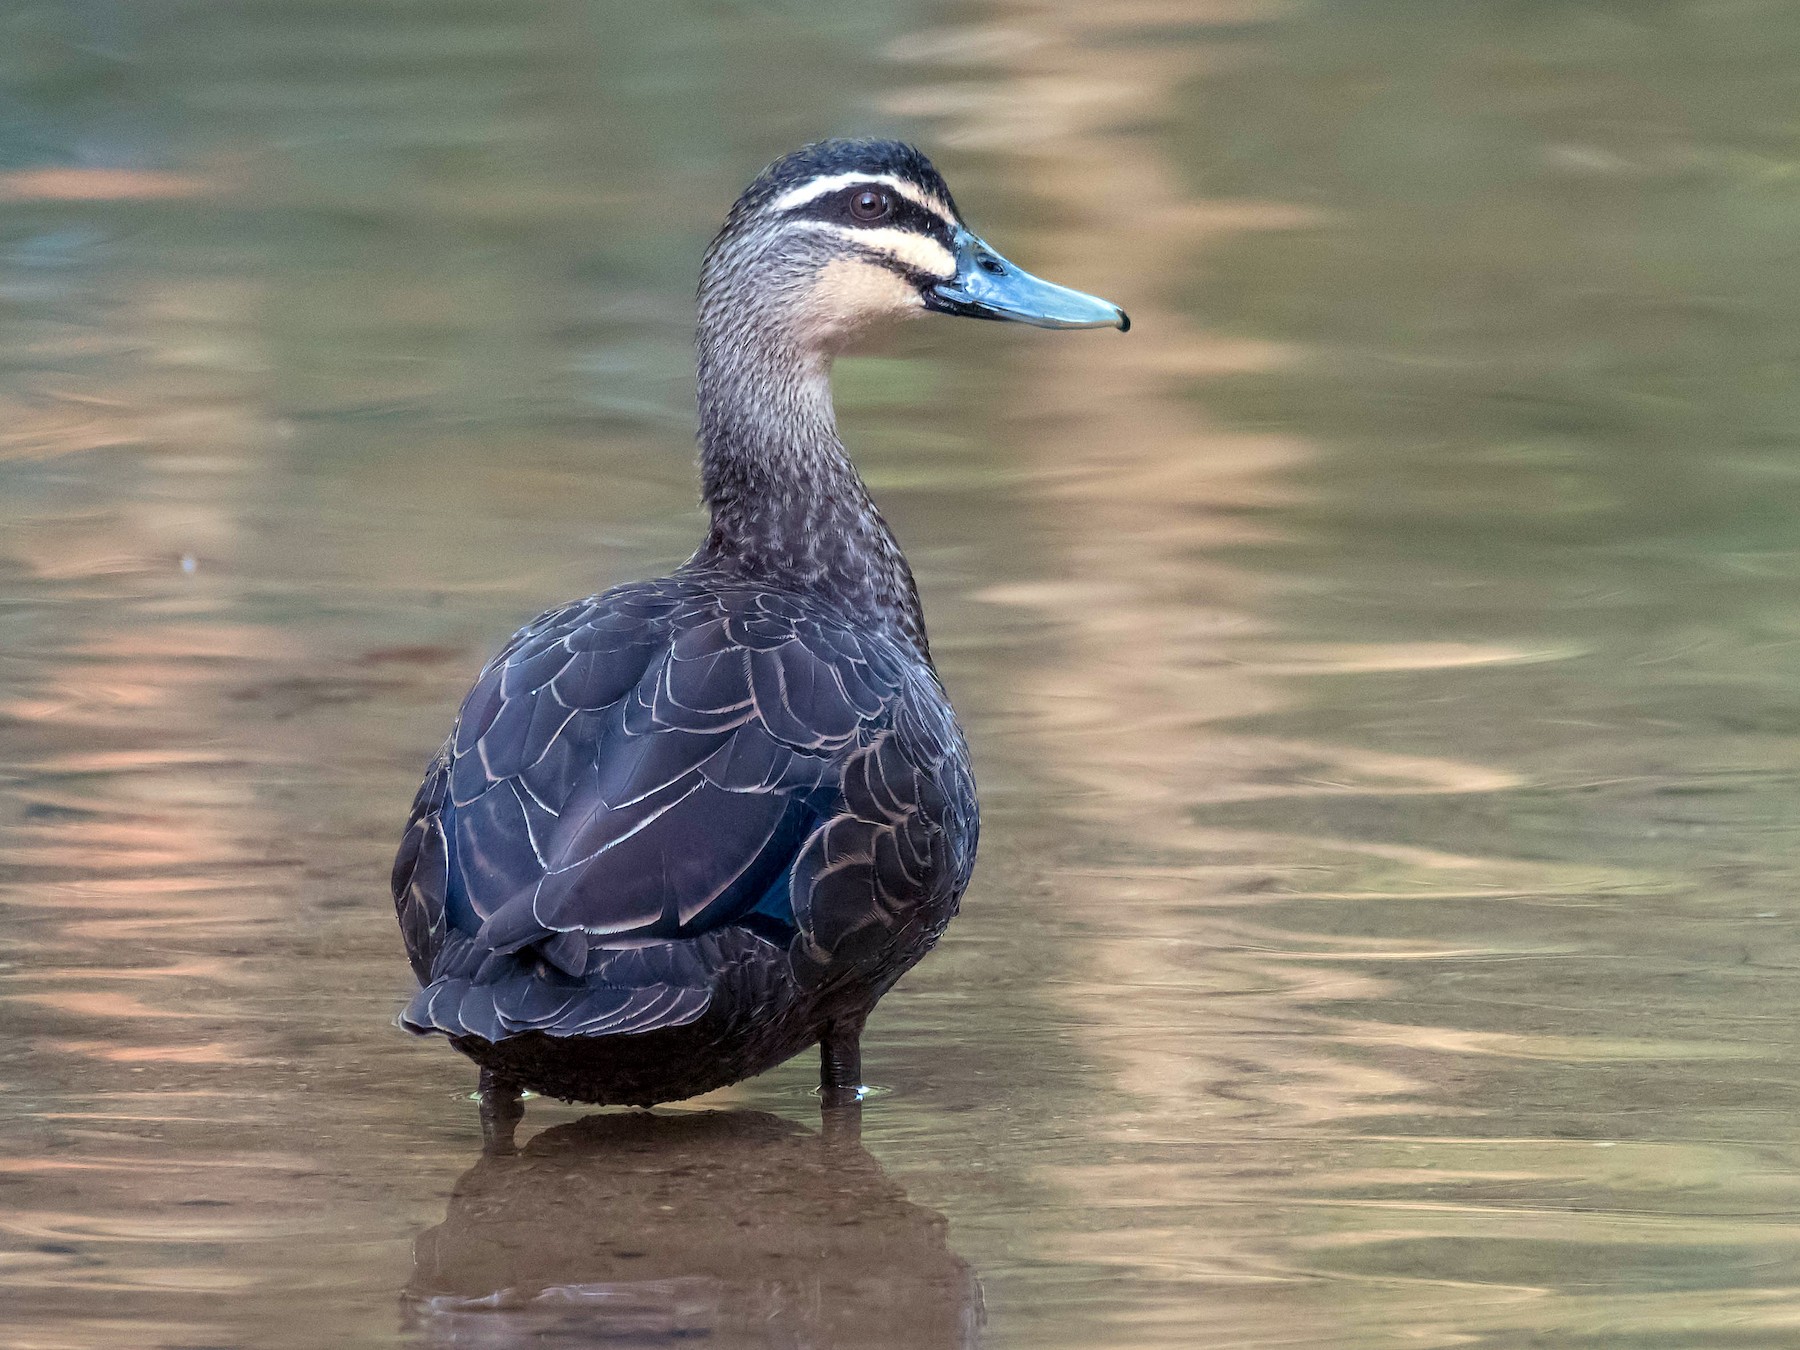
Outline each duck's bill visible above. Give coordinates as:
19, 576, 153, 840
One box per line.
926, 228, 1129, 332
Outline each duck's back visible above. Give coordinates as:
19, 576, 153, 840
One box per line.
391, 572, 976, 1054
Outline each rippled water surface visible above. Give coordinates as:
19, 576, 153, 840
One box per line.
6, 2, 1800, 1346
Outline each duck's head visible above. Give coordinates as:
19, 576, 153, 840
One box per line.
700, 138, 1129, 355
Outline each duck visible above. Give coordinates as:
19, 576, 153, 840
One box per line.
390, 138, 1127, 1141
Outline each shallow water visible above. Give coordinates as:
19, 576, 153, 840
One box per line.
5, 1, 1800, 1346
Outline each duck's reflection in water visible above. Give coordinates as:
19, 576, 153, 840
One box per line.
406, 1107, 983, 1348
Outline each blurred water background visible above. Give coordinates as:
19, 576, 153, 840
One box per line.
4, 1, 1800, 1346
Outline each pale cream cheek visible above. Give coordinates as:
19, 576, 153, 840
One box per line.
848, 230, 956, 279
801, 259, 924, 346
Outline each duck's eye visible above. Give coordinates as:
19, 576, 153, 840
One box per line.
849, 189, 892, 222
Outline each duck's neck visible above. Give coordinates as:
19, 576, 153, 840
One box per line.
690, 310, 929, 657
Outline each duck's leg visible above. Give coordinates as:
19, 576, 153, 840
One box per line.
819, 1015, 865, 1109
478, 1067, 524, 1154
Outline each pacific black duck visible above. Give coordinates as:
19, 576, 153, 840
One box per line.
391, 139, 1127, 1137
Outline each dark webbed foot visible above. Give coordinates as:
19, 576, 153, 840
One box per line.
819, 1016, 865, 1110
478, 1067, 524, 1154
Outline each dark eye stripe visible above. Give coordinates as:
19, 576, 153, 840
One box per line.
815, 189, 953, 241
779, 184, 953, 236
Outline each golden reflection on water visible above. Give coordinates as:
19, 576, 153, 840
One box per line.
896, 0, 1468, 1109
0, 169, 213, 203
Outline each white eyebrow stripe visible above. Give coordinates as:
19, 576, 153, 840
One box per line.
769, 172, 954, 220
784, 221, 958, 279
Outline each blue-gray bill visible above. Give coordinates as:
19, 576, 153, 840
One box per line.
928, 227, 1130, 332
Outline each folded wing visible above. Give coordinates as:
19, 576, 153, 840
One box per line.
390, 578, 968, 1041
